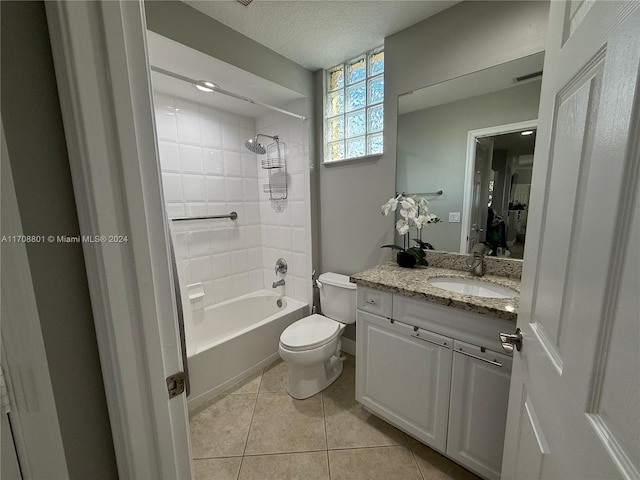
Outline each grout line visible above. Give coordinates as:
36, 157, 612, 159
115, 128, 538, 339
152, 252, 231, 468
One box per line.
192, 454, 243, 460
409, 445, 426, 480
240, 447, 328, 458
240, 370, 263, 458
326, 444, 408, 452
236, 455, 243, 480
256, 365, 265, 393
321, 391, 329, 451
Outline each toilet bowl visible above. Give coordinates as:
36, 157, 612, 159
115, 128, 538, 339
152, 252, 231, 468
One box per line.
278, 273, 356, 399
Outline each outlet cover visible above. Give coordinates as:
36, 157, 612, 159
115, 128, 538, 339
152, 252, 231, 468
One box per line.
449, 212, 461, 223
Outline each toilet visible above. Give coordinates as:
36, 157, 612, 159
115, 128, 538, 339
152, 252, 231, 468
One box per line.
278, 272, 356, 399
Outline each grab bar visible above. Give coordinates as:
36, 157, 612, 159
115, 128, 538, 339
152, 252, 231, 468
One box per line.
400, 190, 443, 197
171, 212, 238, 222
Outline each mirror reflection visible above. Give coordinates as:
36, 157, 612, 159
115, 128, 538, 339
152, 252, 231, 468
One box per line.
396, 52, 544, 258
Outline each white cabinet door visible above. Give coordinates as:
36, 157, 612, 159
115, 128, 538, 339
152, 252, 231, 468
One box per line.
447, 341, 513, 480
356, 311, 453, 452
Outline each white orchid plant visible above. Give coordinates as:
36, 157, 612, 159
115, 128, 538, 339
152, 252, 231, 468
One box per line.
380, 194, 440, 266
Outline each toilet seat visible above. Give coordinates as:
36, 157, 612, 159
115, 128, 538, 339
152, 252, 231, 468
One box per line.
280, 314, 342, 351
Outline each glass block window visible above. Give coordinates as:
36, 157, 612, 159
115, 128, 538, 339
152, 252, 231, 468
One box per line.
324, 47, 384, 162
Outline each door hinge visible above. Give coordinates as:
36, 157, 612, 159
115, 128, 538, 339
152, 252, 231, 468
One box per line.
166, 372, 185, 399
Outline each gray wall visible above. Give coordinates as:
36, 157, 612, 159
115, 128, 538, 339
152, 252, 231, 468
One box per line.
1, 2, 118, 478
320, 0, 548, 341
318, 0, 549, 276
396, 81, 542, 252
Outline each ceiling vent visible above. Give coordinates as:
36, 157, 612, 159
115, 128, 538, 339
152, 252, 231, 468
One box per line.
237, 0, 253, 6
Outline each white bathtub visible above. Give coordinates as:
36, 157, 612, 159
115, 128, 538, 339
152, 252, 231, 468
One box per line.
186, 290, 307, 411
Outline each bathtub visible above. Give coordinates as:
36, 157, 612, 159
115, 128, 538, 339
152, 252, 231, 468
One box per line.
186, 290, 307, 411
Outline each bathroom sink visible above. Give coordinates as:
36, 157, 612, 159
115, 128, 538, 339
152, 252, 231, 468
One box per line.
428, 277, 518, 299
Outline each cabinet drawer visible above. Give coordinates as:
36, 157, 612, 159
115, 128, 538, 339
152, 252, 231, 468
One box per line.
393, 294, 514, 353
357, 286, 392, 318
452, 340, 512, 370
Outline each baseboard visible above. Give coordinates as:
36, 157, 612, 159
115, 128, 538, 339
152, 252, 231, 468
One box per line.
341, 337, 356, 356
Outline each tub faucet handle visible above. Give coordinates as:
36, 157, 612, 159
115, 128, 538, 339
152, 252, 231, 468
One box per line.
275, 258, 288, 276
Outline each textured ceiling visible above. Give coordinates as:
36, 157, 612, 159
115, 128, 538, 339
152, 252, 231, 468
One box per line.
183, 0, 459, 70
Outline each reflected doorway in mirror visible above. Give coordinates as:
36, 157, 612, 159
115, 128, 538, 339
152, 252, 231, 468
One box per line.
463, 121, 537, 259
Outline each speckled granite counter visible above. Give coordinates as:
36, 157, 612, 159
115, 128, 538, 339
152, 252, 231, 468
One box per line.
350, 263, 520, 322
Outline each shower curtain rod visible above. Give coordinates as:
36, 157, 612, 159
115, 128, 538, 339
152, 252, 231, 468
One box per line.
150, 66, 307, 121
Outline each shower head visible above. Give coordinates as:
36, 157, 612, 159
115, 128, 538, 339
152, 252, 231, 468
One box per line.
245, 138, 266, 155
245, 134, 279, 155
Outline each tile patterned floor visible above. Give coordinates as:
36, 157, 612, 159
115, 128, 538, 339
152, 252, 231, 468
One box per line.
189, 355, 480, 480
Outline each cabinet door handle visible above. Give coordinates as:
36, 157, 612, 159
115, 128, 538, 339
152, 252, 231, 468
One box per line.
366, 299, 376, 305
456, 348, 503, 367
411, 334, 450, 349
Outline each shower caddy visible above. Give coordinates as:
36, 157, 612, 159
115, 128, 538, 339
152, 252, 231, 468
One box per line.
262, 136, 288, 204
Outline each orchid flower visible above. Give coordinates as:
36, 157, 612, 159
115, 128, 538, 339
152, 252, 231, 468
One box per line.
426, 213, 439, 223
418, 197, 429, 211
413, 215, 428, 230
396, 218, 410, 235
381, 194, 401, 216
400, 197, 418, 218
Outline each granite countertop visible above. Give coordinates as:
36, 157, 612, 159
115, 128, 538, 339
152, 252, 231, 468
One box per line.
350, 263, 520, 322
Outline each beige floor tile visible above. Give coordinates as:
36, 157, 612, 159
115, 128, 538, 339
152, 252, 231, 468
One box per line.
244, 392, 326, 455
411, 444, 481, 480
326, 353, 355, 391
238, 451, 329, 480
193, 457, 242, 480
190, 394, 257, 458
323, 387, 407, 449
328, 446, 423, 480
225, 371, 263, 395
259, 359, 288, 393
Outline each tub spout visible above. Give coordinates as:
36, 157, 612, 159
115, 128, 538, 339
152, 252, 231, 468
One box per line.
272, 279, 285, 288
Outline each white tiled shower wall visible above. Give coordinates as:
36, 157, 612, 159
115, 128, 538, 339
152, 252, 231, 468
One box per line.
256, 98, 313, 306
153, 92, 312, 309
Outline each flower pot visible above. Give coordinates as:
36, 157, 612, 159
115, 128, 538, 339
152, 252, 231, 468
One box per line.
397, 251, 417, 268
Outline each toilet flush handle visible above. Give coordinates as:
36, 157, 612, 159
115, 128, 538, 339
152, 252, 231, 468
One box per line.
316, 279, 323, 289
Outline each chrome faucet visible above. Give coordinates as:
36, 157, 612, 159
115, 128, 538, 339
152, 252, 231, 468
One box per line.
466, 243, 488, 276
272, 279, 286, 288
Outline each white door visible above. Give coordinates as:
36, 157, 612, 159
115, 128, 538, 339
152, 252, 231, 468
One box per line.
45, 2, 192, 478
469, 142, 487, 251
502, 2, 640, 479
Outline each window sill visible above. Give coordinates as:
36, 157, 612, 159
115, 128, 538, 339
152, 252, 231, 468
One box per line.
322, 153, 383, 166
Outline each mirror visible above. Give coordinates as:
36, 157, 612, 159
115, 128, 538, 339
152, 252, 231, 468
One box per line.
396, 52, 544, 258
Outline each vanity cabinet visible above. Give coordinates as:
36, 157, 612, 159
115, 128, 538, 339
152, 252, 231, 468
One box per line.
356, 310, 453, 452
355, 286, 513, 480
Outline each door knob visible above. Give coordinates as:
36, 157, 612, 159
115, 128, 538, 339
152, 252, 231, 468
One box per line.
500, 328, 523, 353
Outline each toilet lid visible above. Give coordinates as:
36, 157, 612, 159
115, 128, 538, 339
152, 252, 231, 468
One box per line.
280, 314, 341, 351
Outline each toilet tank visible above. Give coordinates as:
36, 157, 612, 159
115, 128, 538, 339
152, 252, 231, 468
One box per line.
317, 272, 357, 324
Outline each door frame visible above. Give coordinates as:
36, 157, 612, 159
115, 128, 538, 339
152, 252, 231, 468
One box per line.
460, 119, 538, 253
1, 120, 70, 479
45, 1, 191, 478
